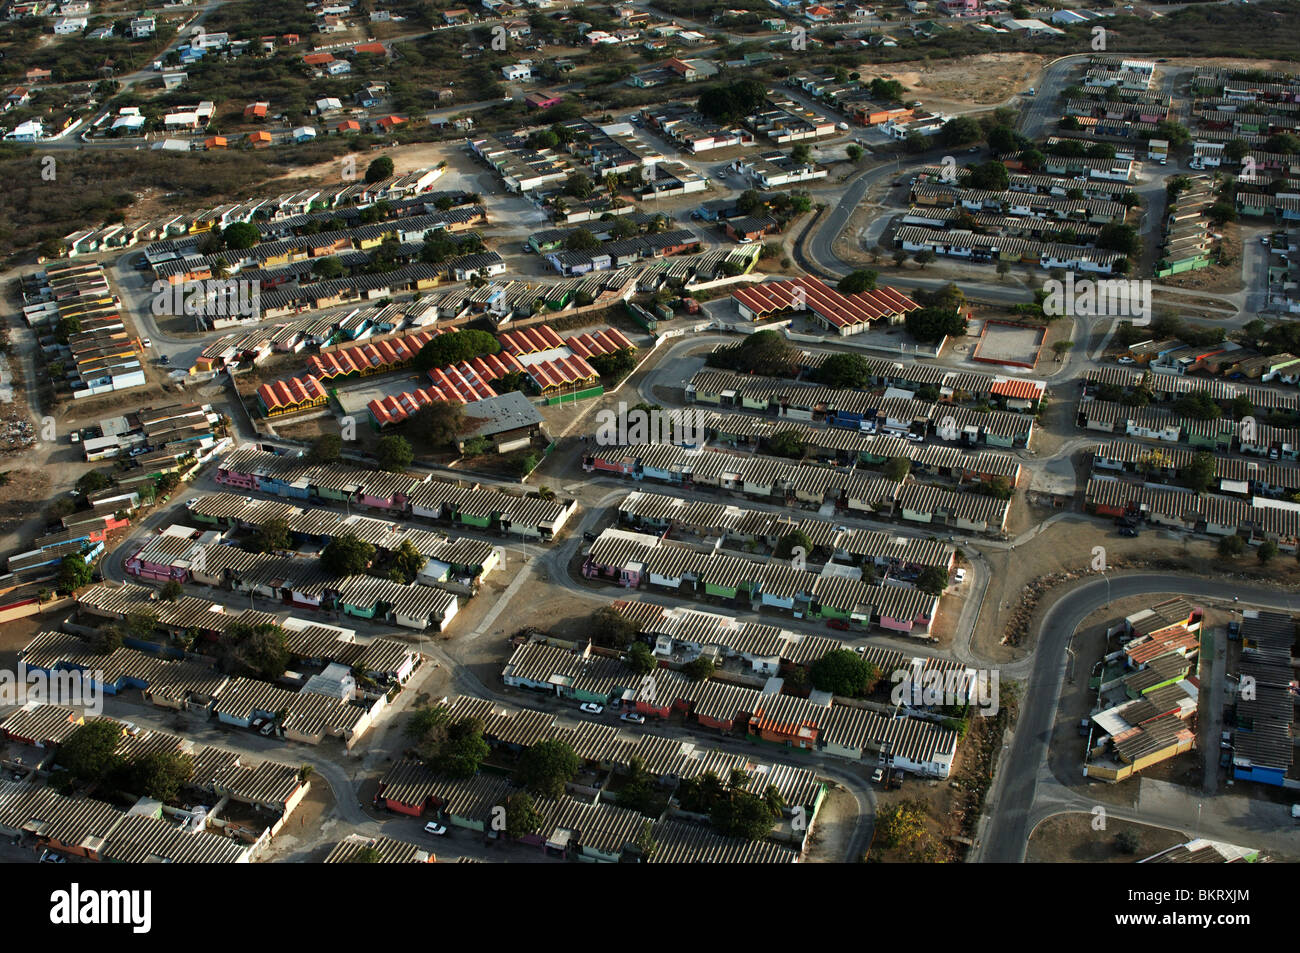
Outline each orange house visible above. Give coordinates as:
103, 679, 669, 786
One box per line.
204, 136, 227, 149
337, 119, 361, 133
748, 704, 820, 749
249, 131, 273, 148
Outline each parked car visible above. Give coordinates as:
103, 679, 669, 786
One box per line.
871, 768, 884, 783
1227, 620, 1241, 640
1118, 526, 1139, 538
828, 619, 850, 631
424, 822, 448, 836
40, 850, 65, 863
582, 531, 598, 542
141, 338, 152, 348
1078, 718, 1091, 737
954, 568, 967, 584
159, 354, 170, 364
579, 703, 605, 715
1117, 356, 1136, 365
259, 722, 276, 736
620, 712, 646, 725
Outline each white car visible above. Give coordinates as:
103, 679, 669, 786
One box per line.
954, 568, 967, 584
423, 822, 448, 836
871, 768, 884, 783
836, 121, 849, 131
141, 338, 152, 348
620, 712, 647, 725
1117, 356, 1136, 365
579, 703, 605, 715
737, 237, 754, 245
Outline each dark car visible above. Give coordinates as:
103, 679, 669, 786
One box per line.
1119, 526, 1139, 537
582, 531, 598, 542
1227, 621, 1241, 640
828, 619, 850, 631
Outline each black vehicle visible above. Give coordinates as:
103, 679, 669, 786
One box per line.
1227, 620, 1241, 640
582, 531, 598, 541
1119, 526, 1139, 537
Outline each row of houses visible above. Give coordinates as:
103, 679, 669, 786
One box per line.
1084, 365, 1300, 413
692, 366, 1041, 433
503, 635, 961, 774
616, 490, 957, 574
1084, 601, 1202, 782
1078, 397, 1298, 459
1229, 610, 1296, 787
56, 168, 448, 259
582, 526, 942, 635
1085, 476, 1300, 550
22, 260, 146, 397
213, 446, 576, 540
1091, 439, 1300, 499
586, 442, 1012, 535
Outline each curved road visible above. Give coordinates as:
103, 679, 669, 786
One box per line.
976, 572, 1300, 863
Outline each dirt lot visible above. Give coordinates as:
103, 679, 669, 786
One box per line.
802, 782, 859, 862
859, 53, 1045, 111
973, 517, 1300, 664
1157, 220, 1244, 295
0, 467, 51, 538
1026, 812, 1186, 863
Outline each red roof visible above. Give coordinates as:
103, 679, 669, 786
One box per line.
354, 42, 386, 55
376, 115, 407, 130
308, 329, 444, 379
337, 119, 361, 132
527, 354, 599, 391
499, 325, 564, 355
244, 102, 268, 117
564, 327, 634, 358
258, 375, 326, 411
732, 276, 920, 330
303, 52, 334, 65
990, 378, 1044, 401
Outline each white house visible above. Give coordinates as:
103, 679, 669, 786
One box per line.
52, 15, 87, 33
129, 16, 155, 37
502, 63, 532, 81
315, 97, 343, 114
4, 119, 43, 141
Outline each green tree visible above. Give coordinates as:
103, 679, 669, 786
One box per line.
626, 641, 656, 676
365, 155, 395, 183
434, 717, 491, 778
1185, 451, 1216, 494
252, 516, 292, 554
307, 433, 343, 465
815, 352, 872, 389
75, 470, 112, 497
564, 228, 600, 251
683, 655, 715, 681
518, 739, 579, 798
57, 553, 93, 595
1257, 539, 1279, 564
161, 580, 184, 602
321, 532, 376, 576
124, 751, 194, 801
503, 791, 543, 840
809, 648, 878, 697
221, 622, 290, 679
389, 539, 426, 584
1217, 534, 1245, 559
837, 269, 878, 295
767, 429, 805, 459
376, 434, 414, 471
409, 401, 466, 451
774, 530, 814, 561
312, 256, 345, 279
222, 222, 260, 250
941, 116, 982, 147
916, 566, 949, 597
884, 456, 911, 482
588, 605, 640, 649
57, 721, 125, 783
412, 329, 501, 372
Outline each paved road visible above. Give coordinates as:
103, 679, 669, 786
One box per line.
976, 572, 1300, 863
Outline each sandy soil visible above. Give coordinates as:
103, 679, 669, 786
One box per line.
860, 54, 1045, 111
1026, 812, 1185, 863
1158, 220, 1244, 296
